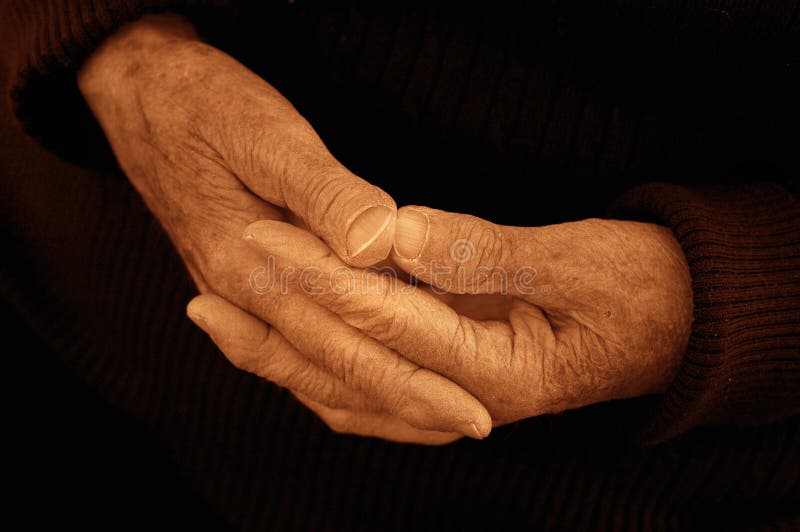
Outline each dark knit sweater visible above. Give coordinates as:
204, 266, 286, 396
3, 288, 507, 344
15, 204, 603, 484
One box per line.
1, 1, 799, 529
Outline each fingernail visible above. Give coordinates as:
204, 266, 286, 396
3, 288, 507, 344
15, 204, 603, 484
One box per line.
346, 205, 394, 259
456, 422, 486, 440
395, 208, 428, 259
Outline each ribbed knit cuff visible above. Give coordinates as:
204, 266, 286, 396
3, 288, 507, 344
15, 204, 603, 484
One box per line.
610, 182, 800, 443
2, 0, 234, 168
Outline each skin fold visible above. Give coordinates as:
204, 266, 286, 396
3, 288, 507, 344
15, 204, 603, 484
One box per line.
78, 13, 491, 443
236, 210, 693, 429
79, 13, 693, 444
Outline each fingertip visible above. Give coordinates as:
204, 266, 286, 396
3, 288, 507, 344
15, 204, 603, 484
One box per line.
452, 391, 493, 440
400, 369, 492, 439
242, 219, 281, 245
454, 393, 492, 439
243, 219, 334, 261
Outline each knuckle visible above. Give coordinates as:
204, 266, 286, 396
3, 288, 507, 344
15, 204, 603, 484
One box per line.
361, 353, 405, 413
540, 338, 593, 414
228, 331, 271, 375
319, 332, 380, 395
351, 292, 409, 345
271, 356, 312, 387
350, 336, 383, 389
303, 168, 351, 229
317, 333, 352, 382
317, 285, 361, 314
452, 221, 511, 293
444, 320, 466, 374
383, 380, 412, 420
281, 359, 341, 405
370, 309, 409, 346
468, 223, 506, 270
323, 276, 408, 344
443, 316, 475, 375
311, 379, 345, 409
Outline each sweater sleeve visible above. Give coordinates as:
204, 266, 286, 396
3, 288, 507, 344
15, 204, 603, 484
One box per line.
0, 0, 235, 168
610, 182, 800, 443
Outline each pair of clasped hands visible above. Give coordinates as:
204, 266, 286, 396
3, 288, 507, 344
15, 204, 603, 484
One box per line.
78, 15, 693, 444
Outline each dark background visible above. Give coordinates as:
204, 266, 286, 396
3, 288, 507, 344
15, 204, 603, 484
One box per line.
2, 2, 798, 529
3, 300, 230, 529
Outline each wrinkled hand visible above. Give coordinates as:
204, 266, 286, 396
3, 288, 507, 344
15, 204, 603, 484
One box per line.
231, 207, 693, 428
77, 14, 491, 443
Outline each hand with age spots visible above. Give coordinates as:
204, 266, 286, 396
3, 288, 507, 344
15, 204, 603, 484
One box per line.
192, 206, 693, 440
78, 14, 492, 444
84, 14, 693, 444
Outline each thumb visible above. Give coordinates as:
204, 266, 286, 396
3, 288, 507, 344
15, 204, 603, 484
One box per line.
199, 51, 397, 267
228, 91, 395, 266
277, 161, 397, 268
392, 206, 535, 295
243, 151, 396, 267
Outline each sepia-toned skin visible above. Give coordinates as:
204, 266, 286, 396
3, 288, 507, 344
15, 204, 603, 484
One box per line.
78, 13, 493, 443
80, 14, 694, 444
238, 212, 693, 429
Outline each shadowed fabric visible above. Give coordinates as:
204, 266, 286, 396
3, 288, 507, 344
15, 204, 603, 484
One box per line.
1, 1, 799, 530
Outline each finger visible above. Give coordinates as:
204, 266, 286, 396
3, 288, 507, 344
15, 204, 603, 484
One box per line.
252, 286, 491, 439
391, 206, 542, 296
243, 220, 562, 421
242, 220, 526, 395
293, 392, 463, 446
208, 237, 492, 439
186, 294, 369, 410
187, 295, 462, 444
194, 232, 491, 438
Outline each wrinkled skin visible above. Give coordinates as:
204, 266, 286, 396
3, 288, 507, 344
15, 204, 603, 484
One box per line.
81, 13, 693, 445
234, 209, 693, 428
78, 14, 493, 444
